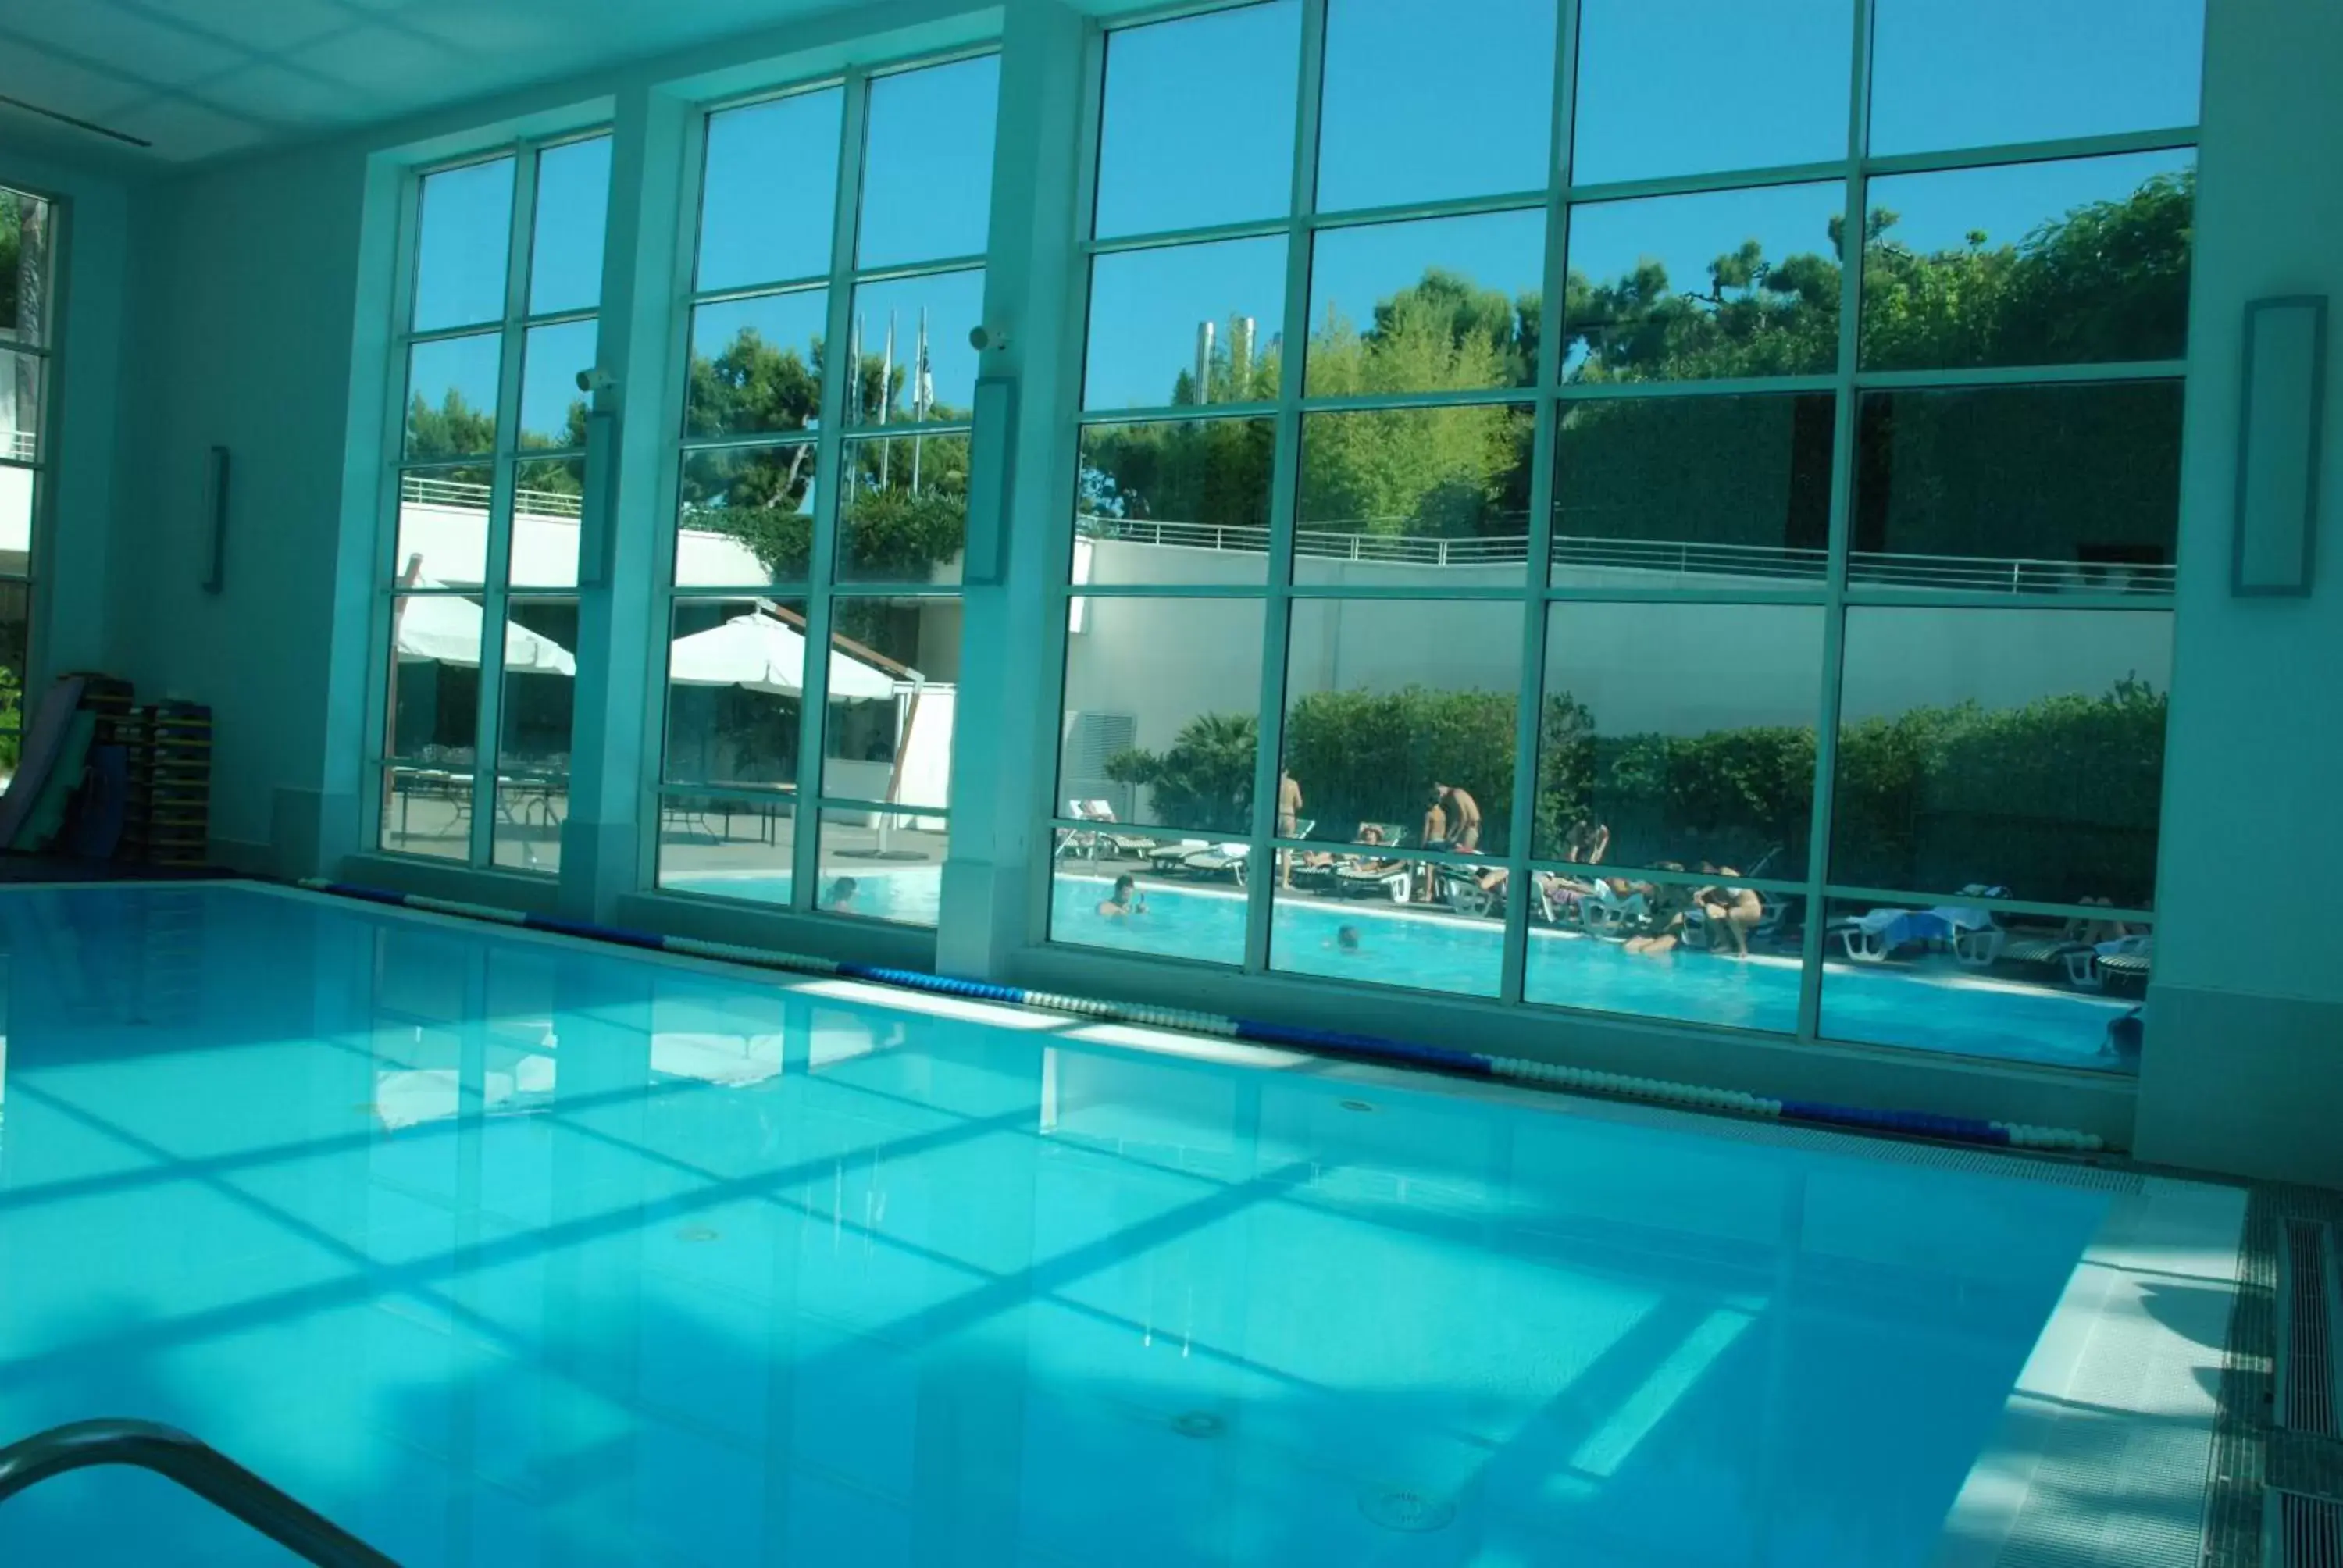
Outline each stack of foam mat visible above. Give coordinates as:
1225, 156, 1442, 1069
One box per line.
144, 700, 214, 868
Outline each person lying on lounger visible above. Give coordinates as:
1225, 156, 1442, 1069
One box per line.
1300, 824, 1394, 871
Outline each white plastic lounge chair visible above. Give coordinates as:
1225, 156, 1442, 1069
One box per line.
1831, 905, 2002, 966
1180, 842, 1250, 885
2066, 933, 2152, 989
1578, 886, 1649, 935
1065, 799, 1160, 861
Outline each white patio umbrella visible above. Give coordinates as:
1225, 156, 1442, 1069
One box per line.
394, 588, 576, 675
666, 611, 900, 699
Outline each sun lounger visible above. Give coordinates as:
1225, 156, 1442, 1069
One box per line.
1061, 799, 1162, 861
1576, 886, 1649, 936
2065, 934, 2152, 989
1831, 904, 2002, 965
1180, 843, 1250, 885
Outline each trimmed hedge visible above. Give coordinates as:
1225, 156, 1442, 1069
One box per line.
1114, 679, 2165, 903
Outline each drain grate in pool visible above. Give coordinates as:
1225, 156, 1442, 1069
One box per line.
2269, 1489, 2343, 1568
1357, 1483, 1454, 1532
1338, 1099, 1376, 1114
675, 1224, 722, 1243
2280, 1222, 2340, 1438
1171, 1411, 1225, 1439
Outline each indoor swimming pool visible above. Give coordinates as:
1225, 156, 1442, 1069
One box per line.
0, 883, 2231, 1566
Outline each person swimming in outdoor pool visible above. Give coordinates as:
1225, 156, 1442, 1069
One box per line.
1098, 874, 1146, 919
822, 876, 858, 911
1334, 924, 1362, 955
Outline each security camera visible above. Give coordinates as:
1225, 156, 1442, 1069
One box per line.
576, 367, 619, 394
968, 323, 1011, 352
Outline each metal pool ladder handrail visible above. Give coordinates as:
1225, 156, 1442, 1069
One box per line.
0, 1419, 399, 1566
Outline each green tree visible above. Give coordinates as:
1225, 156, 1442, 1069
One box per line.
1105, 712, 1259, 834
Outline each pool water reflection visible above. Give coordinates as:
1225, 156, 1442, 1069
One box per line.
0, 883, 2125, 1566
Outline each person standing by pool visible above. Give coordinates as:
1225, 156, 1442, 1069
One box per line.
1277, 768, 1304, 888
1695, 866, 1764, 957
1429, 782, 1482, 851
1414, 793, 1449, 903
1098, 874, 1147, 919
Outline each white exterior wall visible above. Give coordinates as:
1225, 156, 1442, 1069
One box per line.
1065, 539, 2175, 768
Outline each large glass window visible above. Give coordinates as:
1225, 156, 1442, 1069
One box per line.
376, 135, 610, 872
1050, 0, 2198, 1077
657, 56, 1000, 927
0, 185, 51, 786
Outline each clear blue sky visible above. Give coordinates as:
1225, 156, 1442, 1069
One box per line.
530, 136, 611, 315
413, 157, 512, 332
520, 319, 597, 446
697, 88, 844, 292
412, 0, 2206, 421
858, 55, 1000, 269
1079, 0, 2204, 408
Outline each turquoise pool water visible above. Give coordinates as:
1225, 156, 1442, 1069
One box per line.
657, 867, 2130, 1071
0, 883, 2111, 1565
1045, 875, 2132, 1072
661, 867, 943, 924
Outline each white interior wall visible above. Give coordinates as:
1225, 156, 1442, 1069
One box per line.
2134, 0, 2343, 1187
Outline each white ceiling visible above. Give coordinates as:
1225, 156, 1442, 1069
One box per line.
0, 0, 866, 165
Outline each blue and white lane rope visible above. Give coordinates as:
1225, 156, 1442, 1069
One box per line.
296, 878, 2103, 1154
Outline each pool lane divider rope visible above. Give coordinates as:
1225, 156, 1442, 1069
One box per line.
296, 878, 2103, 1154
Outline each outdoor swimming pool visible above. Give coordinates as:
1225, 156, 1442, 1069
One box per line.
0, 883, 2231, 1565
661, 866, 944, 925
656, 866, 2133, 1071
1046, 875, 2134, 1072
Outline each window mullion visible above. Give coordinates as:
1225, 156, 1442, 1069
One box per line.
1242, 0, 1327, 974
1499, 0, 1579, 1007
794, 69, 873, 911
472, 144, 540, 869
1796, 0, 1875, 1042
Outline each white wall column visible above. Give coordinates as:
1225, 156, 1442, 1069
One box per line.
559, 86, 690, 922
2136, 0, 2343, 1185
935, 0, 1089, 980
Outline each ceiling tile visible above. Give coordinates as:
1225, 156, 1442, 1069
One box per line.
106, 95, 273, 162
1, 0, 881, 162
0, 5, 252, 92
118, 0, 355, 54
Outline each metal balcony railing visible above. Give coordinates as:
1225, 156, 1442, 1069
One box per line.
398, 472, 583, 519
1075, 515, 2177, 595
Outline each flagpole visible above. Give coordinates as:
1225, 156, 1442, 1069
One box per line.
911, 306, 929, 494
879, 310, 896, 486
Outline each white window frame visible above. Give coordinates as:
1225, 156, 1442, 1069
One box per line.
1036, 0, 2195, 1062
642, 47, 1000, 921
366, 130, 612, 873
